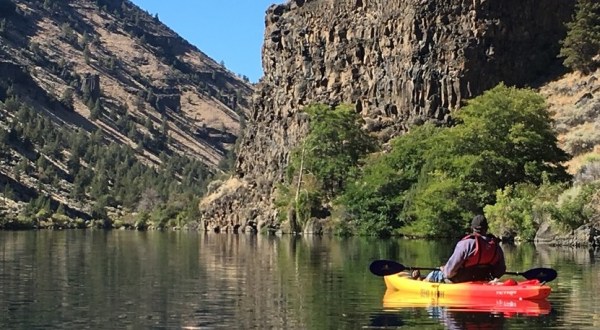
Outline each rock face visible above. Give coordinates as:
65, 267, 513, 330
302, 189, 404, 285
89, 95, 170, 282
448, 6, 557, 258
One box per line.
200, 0, 575, 230
536, 220, 600, 247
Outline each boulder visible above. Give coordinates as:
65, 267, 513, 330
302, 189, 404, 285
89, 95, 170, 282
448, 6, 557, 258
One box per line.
535, 220, 600, 247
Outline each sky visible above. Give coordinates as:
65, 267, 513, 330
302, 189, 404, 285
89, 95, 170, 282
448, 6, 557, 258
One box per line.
130, 0, 285, 83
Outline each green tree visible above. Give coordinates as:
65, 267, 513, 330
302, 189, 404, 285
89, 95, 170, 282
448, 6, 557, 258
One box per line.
36, 155, 49, 172
60, 87, 75, 110
144, 116, 153, 132
289, 104, 378, 197
15, 158, 29, 177
43, 0, 53, 10
60, 23, 76, 44
3, 95, 19, 112
89, 173, 109, 199
71, 170, 89, 201
79, 31, 89, 48
107, 56, 116, 71
559, 0, 600, 73
90, 99, 102, 120
340, 123, 439, 236
83, 45, 91, 64
340, 84, 571, 237
3, 184, 15, 200
56, 203, 66, 215
279, 104, 378, 232
408, 85, 570, 236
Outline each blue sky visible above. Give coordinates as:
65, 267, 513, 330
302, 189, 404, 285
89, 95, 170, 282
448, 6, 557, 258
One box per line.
130, 0, 285, 83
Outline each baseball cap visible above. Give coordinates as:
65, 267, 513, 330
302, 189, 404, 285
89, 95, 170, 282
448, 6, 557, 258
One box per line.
471, 214, 488, 230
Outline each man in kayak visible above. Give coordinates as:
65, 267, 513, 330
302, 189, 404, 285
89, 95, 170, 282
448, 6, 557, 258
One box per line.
423, 214, 506, 283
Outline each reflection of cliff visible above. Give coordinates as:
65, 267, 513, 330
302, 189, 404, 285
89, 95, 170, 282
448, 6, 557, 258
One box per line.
201, 0, 575, 229
194, 235, 331, 329
535, 244, 595, 265
194, 234, 388, 329
194, 234, 304, 329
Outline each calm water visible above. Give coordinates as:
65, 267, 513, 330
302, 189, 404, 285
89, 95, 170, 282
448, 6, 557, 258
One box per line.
0, 231, 598, 329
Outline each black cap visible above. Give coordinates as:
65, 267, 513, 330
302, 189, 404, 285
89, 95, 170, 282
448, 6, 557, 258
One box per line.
471, 214, 488, 230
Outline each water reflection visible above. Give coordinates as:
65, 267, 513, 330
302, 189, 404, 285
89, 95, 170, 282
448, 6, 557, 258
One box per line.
378, 289, 551, 329
372, 305, 558, 330
425, 309, 507, 330
0, 232, 598, 329
382, 290, 552, 316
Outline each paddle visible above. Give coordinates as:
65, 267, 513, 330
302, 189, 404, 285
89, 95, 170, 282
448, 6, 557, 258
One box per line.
369, 260, 557, 282
504, 268, 558, 283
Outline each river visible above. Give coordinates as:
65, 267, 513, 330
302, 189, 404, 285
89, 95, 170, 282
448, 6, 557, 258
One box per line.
0, 231, 598, 329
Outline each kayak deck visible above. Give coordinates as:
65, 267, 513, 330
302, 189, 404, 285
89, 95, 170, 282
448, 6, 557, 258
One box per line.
384, 272, 551, 300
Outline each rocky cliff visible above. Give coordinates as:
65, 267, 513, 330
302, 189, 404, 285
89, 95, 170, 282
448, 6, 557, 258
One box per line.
200, 0, 575, 232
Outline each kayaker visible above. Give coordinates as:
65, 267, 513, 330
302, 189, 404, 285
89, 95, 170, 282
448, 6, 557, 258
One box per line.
424, 214, 506, 283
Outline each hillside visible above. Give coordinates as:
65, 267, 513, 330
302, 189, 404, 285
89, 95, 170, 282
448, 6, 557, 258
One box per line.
541, 70, 600, 174
0, 0, 253, 224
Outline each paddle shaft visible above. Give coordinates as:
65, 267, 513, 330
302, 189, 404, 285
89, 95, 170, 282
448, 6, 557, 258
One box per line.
505, 271, 524, 276
406, 268, 531, 280
409, 268, 523, 275
405, 266, 439, 271
369, 260, 557, 282
398, 267, 546, 279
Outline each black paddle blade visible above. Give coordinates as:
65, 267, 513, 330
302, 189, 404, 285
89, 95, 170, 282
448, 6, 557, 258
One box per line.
521, 267, 557, 282
369, 260, 406, 276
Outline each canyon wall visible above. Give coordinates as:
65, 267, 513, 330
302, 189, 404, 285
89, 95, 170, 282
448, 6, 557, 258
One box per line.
200, 0, 575, 232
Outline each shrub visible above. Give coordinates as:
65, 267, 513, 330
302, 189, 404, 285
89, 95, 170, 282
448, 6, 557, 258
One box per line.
554, 182, 600, 229
574, 156, 600, 184
485, 184, 541, 241
134, 212, 149, 230
562, 125, 600, 156
554, 100, 600, 131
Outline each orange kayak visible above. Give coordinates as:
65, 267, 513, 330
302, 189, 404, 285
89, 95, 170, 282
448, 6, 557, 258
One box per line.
384, 272, 551, 300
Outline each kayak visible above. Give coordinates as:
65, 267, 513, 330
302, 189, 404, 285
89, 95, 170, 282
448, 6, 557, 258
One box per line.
384, 272, 551, 300
382, 290, 551, 316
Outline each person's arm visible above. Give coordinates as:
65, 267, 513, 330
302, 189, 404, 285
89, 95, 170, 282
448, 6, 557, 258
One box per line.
443, 240, 471, 278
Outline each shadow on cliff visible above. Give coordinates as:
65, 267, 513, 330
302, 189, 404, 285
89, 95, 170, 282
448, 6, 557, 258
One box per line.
0, 171, 91, 220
